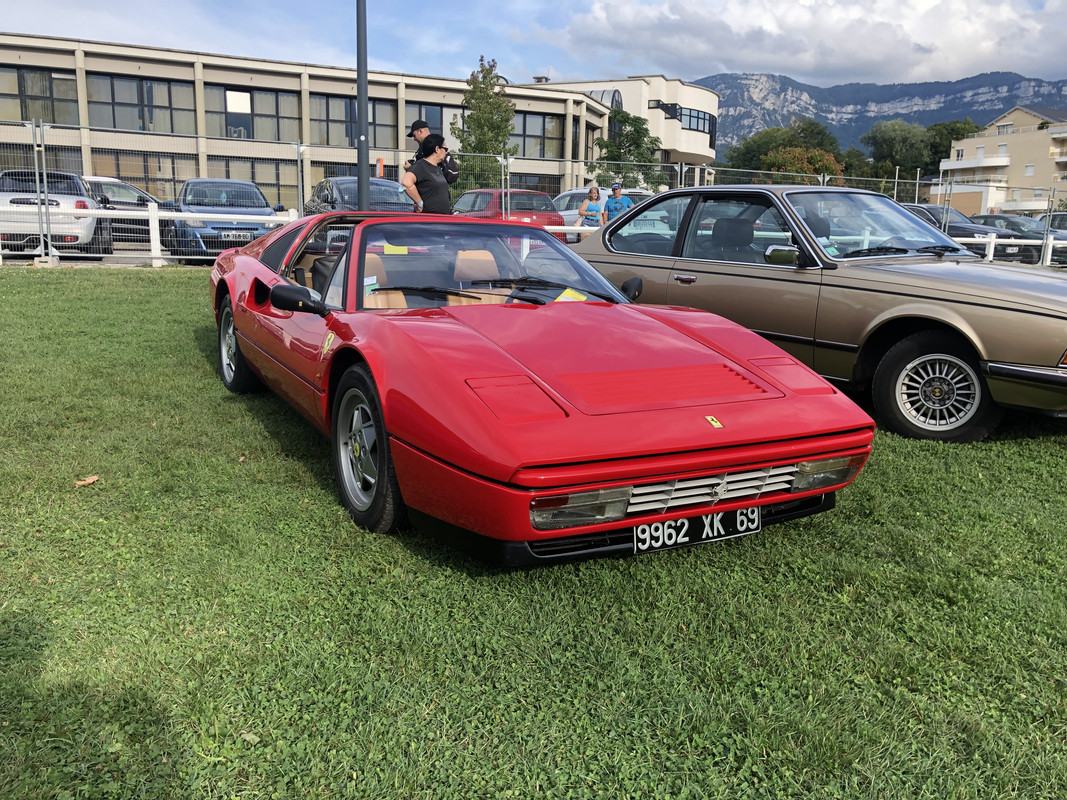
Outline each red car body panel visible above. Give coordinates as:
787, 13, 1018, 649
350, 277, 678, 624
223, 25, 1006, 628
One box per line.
210, 212, 875, 564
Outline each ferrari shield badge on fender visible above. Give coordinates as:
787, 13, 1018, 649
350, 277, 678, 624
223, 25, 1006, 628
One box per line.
322, 332, 335, 355
705, 415, 724, 428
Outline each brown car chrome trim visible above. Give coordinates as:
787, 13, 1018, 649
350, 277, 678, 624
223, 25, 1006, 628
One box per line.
983, 362, 1067, 387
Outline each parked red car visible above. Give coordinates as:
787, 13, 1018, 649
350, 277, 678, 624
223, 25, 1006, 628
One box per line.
210, 212, 875, 565
452, 189, 566, 240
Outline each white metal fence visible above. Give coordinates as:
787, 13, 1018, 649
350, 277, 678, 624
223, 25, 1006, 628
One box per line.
2, 119, 1065, 264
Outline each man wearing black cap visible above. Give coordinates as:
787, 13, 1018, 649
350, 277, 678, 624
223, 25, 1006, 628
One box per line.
404, 119, 458, 184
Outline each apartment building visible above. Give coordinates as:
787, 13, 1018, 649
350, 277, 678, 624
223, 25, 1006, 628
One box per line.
936, 105, 1067, 216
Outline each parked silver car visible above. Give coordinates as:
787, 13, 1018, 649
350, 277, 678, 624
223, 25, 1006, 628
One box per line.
0, 170, 112, 255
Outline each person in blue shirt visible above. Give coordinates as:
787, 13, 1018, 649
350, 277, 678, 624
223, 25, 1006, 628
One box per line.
603, 183, 634, 221
578, 186, 603, 227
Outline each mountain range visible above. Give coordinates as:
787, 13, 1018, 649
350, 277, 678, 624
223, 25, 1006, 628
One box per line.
694, 72, 1067, 154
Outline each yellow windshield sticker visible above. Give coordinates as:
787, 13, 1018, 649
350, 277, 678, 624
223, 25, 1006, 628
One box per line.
383, 244, 408, 254
554, 288, 587, 302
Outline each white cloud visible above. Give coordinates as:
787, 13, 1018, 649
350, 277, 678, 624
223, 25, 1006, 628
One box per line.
3, 0, 1066, 87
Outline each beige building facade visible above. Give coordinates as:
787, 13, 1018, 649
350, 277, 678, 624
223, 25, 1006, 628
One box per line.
2, 32, 690, 207
936, 106, 1067, 216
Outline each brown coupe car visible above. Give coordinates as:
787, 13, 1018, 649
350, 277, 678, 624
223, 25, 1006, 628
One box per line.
573, 185, 1067, 443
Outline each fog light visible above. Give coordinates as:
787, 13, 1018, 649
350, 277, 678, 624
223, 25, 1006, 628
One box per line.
791, 455, 866, 492
530, 487, 632, 530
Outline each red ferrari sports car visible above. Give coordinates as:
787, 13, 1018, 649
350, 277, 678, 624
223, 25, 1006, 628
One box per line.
210, 212, 875, 565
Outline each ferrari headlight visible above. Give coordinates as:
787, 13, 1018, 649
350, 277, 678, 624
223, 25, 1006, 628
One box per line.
530, 487, 632, 530
791, 455, 866, 492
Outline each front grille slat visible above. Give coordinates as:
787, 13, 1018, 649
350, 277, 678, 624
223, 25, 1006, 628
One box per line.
625, 464, 798, 516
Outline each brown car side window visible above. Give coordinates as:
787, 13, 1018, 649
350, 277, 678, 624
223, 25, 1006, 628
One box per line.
608, 195, 690, 257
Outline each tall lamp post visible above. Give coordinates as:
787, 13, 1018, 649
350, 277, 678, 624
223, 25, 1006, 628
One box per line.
356, 0, 370, 210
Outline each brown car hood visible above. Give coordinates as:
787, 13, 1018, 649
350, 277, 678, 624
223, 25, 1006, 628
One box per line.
854, 257, 1067, 313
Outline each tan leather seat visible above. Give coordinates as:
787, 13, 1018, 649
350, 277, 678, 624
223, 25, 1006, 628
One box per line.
454, 249, 499, 283
362, 253, 407, 309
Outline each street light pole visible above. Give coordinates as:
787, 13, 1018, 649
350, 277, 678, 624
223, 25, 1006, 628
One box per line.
356, 0, 370, 211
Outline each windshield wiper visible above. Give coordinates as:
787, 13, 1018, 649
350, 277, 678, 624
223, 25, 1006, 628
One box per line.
470, 277, 619, 303
370, 285, 481, 300
916, 245, 968, 257
841, 246, 910, 257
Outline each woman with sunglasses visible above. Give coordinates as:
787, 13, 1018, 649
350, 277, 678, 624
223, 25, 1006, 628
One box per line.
402, 133, 453, 214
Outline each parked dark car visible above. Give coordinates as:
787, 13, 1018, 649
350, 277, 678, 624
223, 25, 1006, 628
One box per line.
902, 203, 1024, 262
304, 176, 411, 214
970, 213, 1067, 265
83, 176, 164, 244
573, 184, 1067, 444
162, 179, 285, 257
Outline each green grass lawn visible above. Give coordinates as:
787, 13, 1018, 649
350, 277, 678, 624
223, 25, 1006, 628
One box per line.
1, 266, 1065, 799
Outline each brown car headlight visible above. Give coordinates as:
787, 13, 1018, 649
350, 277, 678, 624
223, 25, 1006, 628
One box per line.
791, 455, 866, 492
530, 487, 632, 530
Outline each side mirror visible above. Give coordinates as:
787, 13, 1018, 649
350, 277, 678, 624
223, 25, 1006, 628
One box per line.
274, 203, 286, 212
161, 200, 178, 209
620, 276, 643, 302
97, 195, 111, 206
764, 245, 801, 267
270, 283, 329, 317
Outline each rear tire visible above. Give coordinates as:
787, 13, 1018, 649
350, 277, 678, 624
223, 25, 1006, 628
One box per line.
872, 331, 1002, 443
331, 364, 404, 533
218, 294, 262, 393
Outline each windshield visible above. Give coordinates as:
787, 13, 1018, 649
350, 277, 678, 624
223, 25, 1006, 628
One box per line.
183, 182, 269, 208
359, 221, 627, 309
786, 191, 966, 259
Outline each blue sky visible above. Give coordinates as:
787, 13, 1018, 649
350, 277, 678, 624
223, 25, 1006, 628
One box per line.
6, 0, 1067, 87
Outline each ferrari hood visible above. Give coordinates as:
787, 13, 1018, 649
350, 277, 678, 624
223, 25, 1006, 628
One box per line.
439, 302, 781, 415
375, 301, 871, 482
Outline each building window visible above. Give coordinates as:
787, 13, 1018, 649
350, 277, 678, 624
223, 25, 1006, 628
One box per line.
405, 104, 464, 141
955, 149, 964, 161
91, 149, 198, 201
206, 86, 299, 141
510, 171, 561, 196
649, 99, 716, 149
509, 112, 564, 159
311, 94, 398, 149
207, 156, 298, 209
1025, 164, 1036, 177
87, 74, 196, 134
585, 124, 599, 164
997, 123, 1013, 135
0, 66, 78, 125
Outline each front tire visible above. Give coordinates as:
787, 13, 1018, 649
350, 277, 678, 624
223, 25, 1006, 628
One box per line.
218, 294, 261, 393
331, 364, 404, 533
872, 331, 1002, 443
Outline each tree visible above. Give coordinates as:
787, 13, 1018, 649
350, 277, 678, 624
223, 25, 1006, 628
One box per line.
760, 146, 845, 184
725, 127, 794, 170
923, 119, 981, 176
592, 108, 663, 188
450, 56, 516, 156
724, 118, 840, 170
790, 118, 841, 158
860, 120, 930, 175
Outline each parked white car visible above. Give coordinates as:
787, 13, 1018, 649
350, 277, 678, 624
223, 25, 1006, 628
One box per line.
0, 170, 112, 255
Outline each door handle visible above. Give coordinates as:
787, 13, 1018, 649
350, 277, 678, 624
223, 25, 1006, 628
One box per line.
673, 274, 697, 284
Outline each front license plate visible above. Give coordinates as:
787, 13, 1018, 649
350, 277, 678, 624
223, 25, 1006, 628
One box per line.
633, 507, 762, 554
220, 232, 253, 241
1005, 246, 1019, 253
